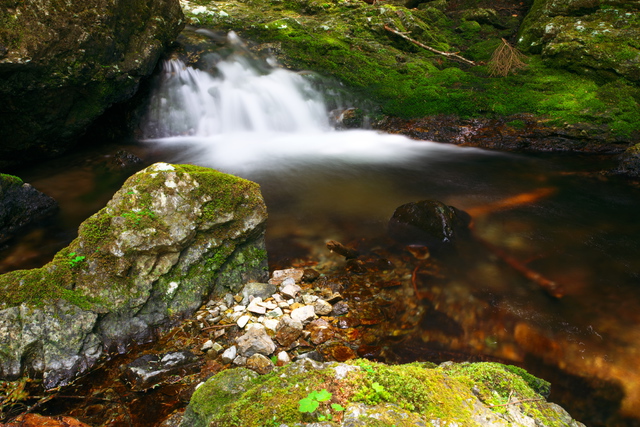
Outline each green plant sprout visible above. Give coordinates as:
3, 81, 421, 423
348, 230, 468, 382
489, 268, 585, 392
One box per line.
298, 389, 344, 421
67, 252, 86, 267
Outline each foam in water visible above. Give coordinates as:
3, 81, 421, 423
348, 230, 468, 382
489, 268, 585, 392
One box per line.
142, 33, 485, 173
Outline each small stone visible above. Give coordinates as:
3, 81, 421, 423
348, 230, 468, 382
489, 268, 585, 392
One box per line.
267, 307, 284, 318
246, 353, 275, 375
211, 316, 222, 324
313, 299, 333, 316
276, 351, 291, 366
211, 342, 224, 354
302, 268, 320, 282
208, 307, 220, 317
234, 295, 243, 303
291, 305, 316, 325
241, 282, 278, 305
269, 268, 305, 285
293, 351, 324, 362
218, 304, 229, 312
237, 315, 251, 329
276, 315, 304, 347
236, 327, 277, 357
247, 299, 267, 315
280, 283, 301, 299
221, 346, 237, 364
233, 355, 247, 366
281, 277, 296, 287
325, 293, 343, 304
263, 318, 280, 332
302, 294, 318, 305
307, 318, 335, 345
224, 294, 234, 307
290, 302, 304, 310
332, 301, 349, 316
234, 305, 246, 312
201, 340, 214, 352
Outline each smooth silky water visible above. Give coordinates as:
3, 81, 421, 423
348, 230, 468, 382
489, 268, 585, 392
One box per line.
3, 33, 640, 425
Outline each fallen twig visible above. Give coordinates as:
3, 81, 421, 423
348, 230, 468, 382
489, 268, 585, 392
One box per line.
384, 25, 476, 66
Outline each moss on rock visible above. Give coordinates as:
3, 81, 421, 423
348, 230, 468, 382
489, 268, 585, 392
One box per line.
179, 358, 585, 426
177, 0, 640, 144
0, 163, 268, 388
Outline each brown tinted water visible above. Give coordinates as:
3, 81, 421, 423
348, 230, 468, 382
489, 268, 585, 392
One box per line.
2, 140, 640, 426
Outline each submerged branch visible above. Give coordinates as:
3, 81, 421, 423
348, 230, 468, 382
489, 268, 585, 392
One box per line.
383, 25, 476, 66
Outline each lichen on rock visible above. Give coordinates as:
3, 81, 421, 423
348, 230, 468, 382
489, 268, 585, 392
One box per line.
0, 163, 268, 388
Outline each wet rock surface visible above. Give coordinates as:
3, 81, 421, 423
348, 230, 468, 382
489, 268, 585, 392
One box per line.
0, 163, 268, 388
0, 175, 58, 244
0, 0, 184, 169
374, 114, 632, 153
120, 351, 202, 392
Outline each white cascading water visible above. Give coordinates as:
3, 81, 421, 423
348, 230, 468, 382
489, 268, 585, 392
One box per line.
143, 32, 482, 173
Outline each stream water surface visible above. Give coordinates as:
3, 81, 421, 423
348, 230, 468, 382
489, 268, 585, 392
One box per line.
2, 33, 640, 426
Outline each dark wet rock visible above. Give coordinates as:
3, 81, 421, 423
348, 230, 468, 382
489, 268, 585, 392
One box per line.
0, 0, 184, 169
245, 353, 275, 375
240, 282, 277, 305
293, 350, 324, 362
2, 414, 92, 427
518, 0, 640, 83
317, 342, 357, 362
0, 163, 268, 388
276, 315, 304, 347
307, 318, 335, 345
374, 115, 632, 153
612, 143, 640, 178
388, 199, 471, 252
236, 326, 277, 357
331, 301, 349, 316
120, 351, 202, 392
302, 268, 321, 282
0, 174, 58, 244
108, 150, 143, 172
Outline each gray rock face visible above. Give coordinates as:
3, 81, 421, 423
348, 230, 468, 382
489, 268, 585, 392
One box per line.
0, 174, 58, 243
0, 0, 185, 169
0, 163, 268, 388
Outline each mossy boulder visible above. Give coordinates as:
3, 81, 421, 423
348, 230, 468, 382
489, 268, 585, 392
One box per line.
518, 0, 640, 83
180, 358, 585, 426
0, 174, 57, 243
0, 0, 185, 169
0, 163, 268, 388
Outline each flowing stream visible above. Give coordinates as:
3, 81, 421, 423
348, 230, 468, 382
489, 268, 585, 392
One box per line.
3, 32, 640, 426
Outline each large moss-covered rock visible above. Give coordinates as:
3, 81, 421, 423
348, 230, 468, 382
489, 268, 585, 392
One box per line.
518, 0, 640, 82
0, 0, 184, 169
180, 358, 584, 426
0, 163, 268, 388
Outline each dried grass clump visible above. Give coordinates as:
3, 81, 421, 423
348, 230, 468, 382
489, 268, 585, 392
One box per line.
488, 38, 527, 77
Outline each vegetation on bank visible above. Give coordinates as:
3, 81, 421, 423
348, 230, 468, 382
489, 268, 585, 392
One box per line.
179, 0, 640, 139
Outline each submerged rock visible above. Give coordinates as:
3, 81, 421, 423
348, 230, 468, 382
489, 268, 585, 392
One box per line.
120, 350, 202, 391
179, 359, 585, 427
388, 199, 471, 252
0, 174, 58, 244
0, 0, 184, 169
0, 163, 268, 388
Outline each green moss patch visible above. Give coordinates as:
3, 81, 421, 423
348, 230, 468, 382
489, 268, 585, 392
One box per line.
180, 0, 640, 140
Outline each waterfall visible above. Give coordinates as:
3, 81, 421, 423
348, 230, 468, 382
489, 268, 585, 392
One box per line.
142, 32, 483, 174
